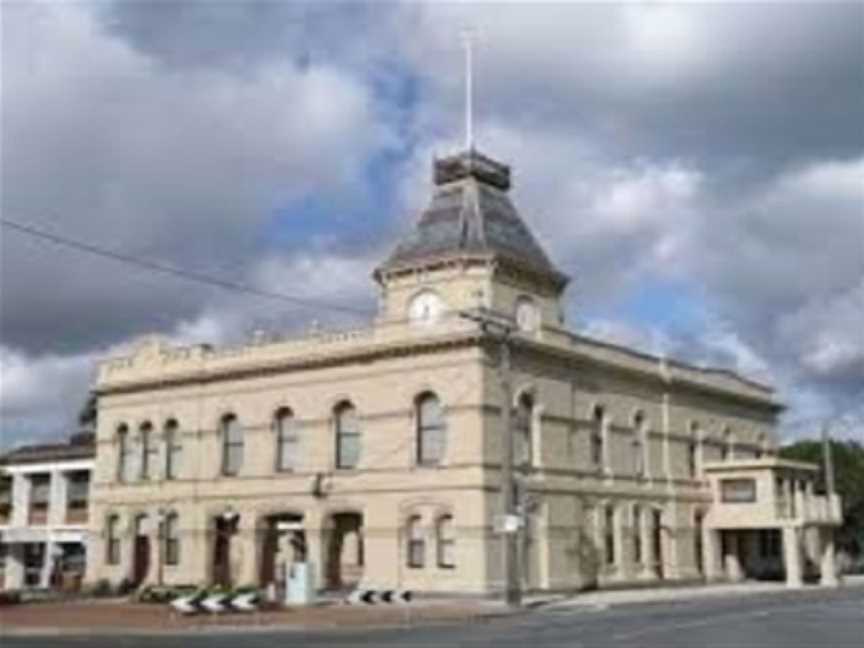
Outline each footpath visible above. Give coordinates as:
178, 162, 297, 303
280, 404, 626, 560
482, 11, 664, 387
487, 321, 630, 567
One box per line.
2, 577, 862, 637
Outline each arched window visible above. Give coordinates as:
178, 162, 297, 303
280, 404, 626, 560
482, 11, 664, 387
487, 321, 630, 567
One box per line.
116, 424, 130, 482
275, 408, 298, 472
722, 428, 734, 461
335, 402, 360, 469
437, 514, 455, 568
221, 414, 243, 476
633, 505, 643, 564
139, 422, 156, 480
632, 412, 646, 478
106, 514, 121, 565
416, 393, 446, 466
164, 420, 182, 480
515, 393, 534, 468
688, 422, 700, 478
164, 512, 180, 566
591, 406, 605, 469
604, 504, 616, 566
406, 515, 424, 568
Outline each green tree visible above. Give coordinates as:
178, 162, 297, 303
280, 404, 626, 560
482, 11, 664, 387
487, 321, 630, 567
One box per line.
780, 438, 864, 555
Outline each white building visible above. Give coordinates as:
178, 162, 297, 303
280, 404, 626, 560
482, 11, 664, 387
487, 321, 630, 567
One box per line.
0, 434, 94, 591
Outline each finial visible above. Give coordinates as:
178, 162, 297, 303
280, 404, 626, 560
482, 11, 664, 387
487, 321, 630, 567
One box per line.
461, 27, 476, 152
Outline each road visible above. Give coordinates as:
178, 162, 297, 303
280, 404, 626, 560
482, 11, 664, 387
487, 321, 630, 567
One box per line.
3, 587, 862, 647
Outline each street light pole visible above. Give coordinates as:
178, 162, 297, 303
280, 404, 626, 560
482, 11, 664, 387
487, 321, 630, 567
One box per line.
460, 307, 521, 607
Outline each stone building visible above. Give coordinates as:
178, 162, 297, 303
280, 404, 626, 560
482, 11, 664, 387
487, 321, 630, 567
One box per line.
0, 434, 94, 591
84, 149, 841, 594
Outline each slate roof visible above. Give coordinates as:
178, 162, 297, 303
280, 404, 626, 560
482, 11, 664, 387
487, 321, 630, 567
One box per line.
376, 150, 569, 288
0, 433, 95, 466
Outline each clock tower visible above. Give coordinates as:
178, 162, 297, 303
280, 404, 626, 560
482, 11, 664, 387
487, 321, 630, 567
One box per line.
373, 149, 569, 332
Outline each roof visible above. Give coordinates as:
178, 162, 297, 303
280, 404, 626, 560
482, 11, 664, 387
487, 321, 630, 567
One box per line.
376, 149, 569, 289
0, 433, 95, 466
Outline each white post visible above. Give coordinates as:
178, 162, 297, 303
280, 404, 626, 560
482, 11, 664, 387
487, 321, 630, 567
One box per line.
783, 526, 803, 588
819, 528, 839, 587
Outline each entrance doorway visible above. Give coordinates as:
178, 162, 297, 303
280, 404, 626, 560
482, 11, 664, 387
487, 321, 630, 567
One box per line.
132, 514, 150, 586
325, 512, 363, 590
212, 514, 238, 587
259, 513, 305, 590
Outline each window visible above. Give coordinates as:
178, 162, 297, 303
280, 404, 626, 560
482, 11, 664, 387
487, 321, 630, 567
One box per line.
604, 505, 616, 566
117, 424, 131, 482
275, 408, 298, 472
437, 514, 455, 568
106, 515, 121, 565
721, 478, 757, 503
591, 406, 605, 469
29, 474, 50, 525
416, 393, 446, 466
221, 414, 243, 476
139, 422, 156, 479
694, 512, 705, 574
164, 512, 180, 566
66, 471, 89, 522
335, 402, 361, 469
406, 515, 424, 568
164, 420, 182, 480
633, 505, 642, 564
633, 412, 646, 477
688, 422, 701, 478
515, 393, 534, 468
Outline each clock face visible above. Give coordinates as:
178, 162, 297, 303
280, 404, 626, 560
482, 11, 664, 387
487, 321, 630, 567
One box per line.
515, 298, 539, 332
408, 291, 444, 325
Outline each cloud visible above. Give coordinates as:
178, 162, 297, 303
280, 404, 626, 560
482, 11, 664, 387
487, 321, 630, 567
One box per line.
2, 1, 862, 446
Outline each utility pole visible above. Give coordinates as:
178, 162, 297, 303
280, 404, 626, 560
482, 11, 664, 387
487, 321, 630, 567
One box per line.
460, 307, 521, 607
822, 422, 836, 495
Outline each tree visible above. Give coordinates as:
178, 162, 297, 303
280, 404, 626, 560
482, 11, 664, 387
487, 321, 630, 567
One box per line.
780, 438, 864, 555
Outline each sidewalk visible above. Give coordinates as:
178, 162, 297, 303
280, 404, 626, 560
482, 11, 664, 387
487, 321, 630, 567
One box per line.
0, 598, 513, 637
531, 574, 864, 610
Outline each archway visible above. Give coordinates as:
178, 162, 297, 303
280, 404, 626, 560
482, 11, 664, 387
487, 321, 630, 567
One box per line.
131, 514, 150, 587
325, 512, 364, 590
259, 512, 305, 590
211, 513, 239, 587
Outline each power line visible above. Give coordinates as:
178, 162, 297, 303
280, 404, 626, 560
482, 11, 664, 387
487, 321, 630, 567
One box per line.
0, 218, 373, 317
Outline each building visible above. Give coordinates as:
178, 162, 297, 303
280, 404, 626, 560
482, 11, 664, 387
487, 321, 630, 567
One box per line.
84, 149, 841, 595
0, 433, 94, 591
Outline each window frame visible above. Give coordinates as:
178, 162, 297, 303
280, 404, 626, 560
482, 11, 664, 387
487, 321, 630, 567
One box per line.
106, 515, 121, 565
164, 420, 182, 481
164, 512, 180, 566
604, 504, 616, 566
221, 414, 244, 477
591, 406, 605, 469
335, 402, 361, 470
275, 408, 299, 472
406, 515, 425, 569
117, 425, 130, 482
139, 422, 157, 480
436, 514, 456, 569
416, 393, 446, 467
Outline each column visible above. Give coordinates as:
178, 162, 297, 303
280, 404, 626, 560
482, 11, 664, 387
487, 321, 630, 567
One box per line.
639, 509, 656, 580
304, 509, 326, 591
724, 533, 744, 582
783, 526, 803, 588
235, 513, 261, 587
10, 474, 31, 527
703, 528, 723, 581
819, 528, 839, 587
5, 544, 25, 589
39, 541, 56, 588
48, 471, 68, 526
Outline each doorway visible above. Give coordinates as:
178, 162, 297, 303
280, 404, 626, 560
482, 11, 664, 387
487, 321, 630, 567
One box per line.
325, 512, 363, 590
259, 513, 305, 590
212, 514, 238, 587
132, 514, 150, 586
652, 509, 664, 580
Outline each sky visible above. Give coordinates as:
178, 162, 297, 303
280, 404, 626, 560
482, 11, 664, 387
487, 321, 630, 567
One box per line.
1, 1, 862, 447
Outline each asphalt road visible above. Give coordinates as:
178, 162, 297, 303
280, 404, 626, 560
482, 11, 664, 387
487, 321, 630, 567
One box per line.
4, 587, 862, 648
